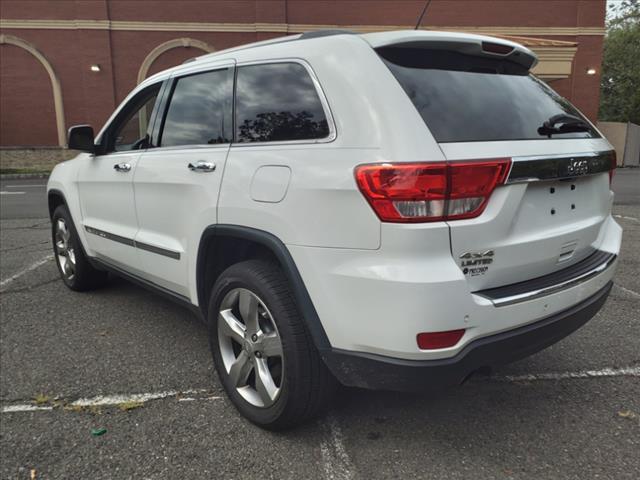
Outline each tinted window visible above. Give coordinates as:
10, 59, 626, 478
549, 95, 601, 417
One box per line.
111, 84, 160, 152
235, 63, 330, 143
379, 47, 598, 143
161, 68, 233, 146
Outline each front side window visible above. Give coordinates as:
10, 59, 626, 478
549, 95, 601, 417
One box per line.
235, 63, 330, 143
160, 68, 233, 147
110, 84, 161, 153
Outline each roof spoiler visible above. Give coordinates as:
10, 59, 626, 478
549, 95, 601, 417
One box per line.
363, 31, 538, 71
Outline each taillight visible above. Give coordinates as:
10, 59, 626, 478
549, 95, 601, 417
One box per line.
417, 329, 466, 350
355, 159, 511, 223
609, 151, 617, 185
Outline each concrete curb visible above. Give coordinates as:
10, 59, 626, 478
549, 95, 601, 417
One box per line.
1, 173, 50, 180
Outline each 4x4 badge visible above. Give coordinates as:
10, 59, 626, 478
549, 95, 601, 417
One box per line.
460, 250, 494, 275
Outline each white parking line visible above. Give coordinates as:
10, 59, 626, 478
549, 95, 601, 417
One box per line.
495, 365, 640, 383
2, 405, 53, 413
2, 365, 638, 415
320, 414, 355, 480
613, 214, 639, 222
615, 284, 640, 299
0, 191, 26, 195
1, 389, 217, 414
0, 255, 54, 289
5, 184, 46, 188
70, 389, 213, 407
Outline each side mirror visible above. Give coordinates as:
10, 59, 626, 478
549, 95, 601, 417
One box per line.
68, 125, 95, 153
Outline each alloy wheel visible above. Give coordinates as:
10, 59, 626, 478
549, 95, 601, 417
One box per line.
218, 288, 284, 408
54, 218, 76, 281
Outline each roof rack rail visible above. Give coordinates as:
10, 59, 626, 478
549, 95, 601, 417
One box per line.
299, 29, 355, 40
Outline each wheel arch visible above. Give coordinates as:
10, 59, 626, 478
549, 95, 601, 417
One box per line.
196, 225, 331, 351
47, 188, 67, 218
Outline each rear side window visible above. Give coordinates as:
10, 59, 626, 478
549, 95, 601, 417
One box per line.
379, 47, 599, 143
235, 63, 330, 143
160, 68, 233, 146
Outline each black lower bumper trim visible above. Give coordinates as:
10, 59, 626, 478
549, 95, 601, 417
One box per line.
322, 282, 612, 392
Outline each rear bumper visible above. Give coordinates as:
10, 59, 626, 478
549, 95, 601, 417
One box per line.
289, 215, 621, 360
322, 282, 612, 392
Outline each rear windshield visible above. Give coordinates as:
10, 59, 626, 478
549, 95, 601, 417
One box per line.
378, 47, 599, 143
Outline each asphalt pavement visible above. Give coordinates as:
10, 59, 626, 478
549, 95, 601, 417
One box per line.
0, 170, 639, 479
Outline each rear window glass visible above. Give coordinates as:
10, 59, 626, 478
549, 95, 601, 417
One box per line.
235, 63, 330, 143
378, 47, 599, 143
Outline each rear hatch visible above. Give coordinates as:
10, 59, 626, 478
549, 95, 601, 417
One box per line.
371, 33, 615, 290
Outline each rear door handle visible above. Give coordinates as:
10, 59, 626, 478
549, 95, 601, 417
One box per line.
113, 162, 131, 172
188, 161, 216, 173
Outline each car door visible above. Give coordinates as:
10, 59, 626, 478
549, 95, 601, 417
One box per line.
77, 82, 163, 270
132, 61, 235, 298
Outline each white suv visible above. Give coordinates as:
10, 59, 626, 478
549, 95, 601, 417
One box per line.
47, 30, 621, 429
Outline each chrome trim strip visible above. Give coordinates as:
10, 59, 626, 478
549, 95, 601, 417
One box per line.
506, 150, 614, 184
85, 225, 135, 247
84, 225, 181, 260
476, 254, 617, 307
136, 241, 181, 260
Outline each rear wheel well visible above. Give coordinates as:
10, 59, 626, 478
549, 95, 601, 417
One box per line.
48, 191, 66, 218
196, 226, 331, 351
198, 235, 278, 314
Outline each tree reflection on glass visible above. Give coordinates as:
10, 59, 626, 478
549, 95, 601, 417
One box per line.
237, 110, 328, 142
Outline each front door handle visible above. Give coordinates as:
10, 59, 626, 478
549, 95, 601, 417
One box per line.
188, 161, 216, 173
113, 162, 131, 172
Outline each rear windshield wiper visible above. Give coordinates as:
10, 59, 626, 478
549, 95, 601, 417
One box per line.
538, 114, 592, 137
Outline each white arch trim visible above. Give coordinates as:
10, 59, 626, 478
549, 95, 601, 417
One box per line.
0, 34, 66, 146
137, 38, 214, 84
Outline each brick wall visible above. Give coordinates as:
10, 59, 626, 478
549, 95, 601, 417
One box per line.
0, 0, 606, 148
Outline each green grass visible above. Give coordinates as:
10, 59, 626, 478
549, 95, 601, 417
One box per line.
33, 393, 50, 405
117, 400, 144, 411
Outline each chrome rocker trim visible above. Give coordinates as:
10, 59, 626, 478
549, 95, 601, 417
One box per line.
84, 225, 181, 260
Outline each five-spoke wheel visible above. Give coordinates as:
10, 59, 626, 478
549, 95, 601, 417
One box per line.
209, 259, 335, 429
51, 204, 107, 291
54, 218, 76, 281
218, 288, 284, 408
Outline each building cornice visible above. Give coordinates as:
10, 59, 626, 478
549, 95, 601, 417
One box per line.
0, 19, 606, 36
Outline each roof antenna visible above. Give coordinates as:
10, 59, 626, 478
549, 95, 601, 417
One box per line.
415, 0, 434, 30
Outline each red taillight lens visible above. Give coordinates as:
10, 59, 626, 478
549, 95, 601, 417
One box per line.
481, 41, 514, 55
355, 159, 510, 223
417, 329, 466, 350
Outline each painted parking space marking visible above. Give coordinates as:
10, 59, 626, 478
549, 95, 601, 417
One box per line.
1, 389, 219, 414
613, 214, 639, 222
493, 365, 640, 383
320, 414, 355, 480
70, 389, 215, 407
615, 283, 640, 299
0, 254, 54, 289
5, 184, 46, 188
3, 366, 639, 414
0, 191, 26, 195
2, 405, 54, 413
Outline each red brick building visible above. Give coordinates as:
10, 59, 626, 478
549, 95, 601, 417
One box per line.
0, 0, 606, 147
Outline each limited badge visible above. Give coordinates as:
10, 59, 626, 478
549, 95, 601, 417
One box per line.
460, 250, 494, 276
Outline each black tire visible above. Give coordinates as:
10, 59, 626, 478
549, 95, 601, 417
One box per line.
208, 259, 335, 430
51, 204, 108, 291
